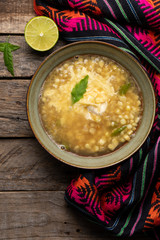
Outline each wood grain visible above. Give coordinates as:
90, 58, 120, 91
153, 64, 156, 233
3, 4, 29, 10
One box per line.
0, 191, 151, 240
0, 36, 66, 78
0, 0, 35, 34
0, 79, 32, 137
0, 138, 79, 191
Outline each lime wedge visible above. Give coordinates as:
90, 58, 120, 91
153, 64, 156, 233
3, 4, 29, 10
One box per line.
24, 16, 59, 51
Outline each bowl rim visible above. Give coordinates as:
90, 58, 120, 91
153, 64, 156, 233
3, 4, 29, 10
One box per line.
27, 40, 156, 169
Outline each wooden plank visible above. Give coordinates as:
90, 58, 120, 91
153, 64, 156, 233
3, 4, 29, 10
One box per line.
0, 138, 79, 191
0, 191, 151, 240
0, 79, 32, 137
0, 0, 35, 34
0, 138, 154, 240
0, 36, 66, 78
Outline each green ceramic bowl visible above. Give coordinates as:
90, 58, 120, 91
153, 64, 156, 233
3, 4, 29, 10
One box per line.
27, 41, 156, 169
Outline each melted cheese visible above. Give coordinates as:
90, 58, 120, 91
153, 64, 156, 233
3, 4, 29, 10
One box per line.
44, 65, 115, 122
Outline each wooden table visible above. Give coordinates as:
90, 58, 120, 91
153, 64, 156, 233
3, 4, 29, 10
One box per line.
0, 1, 152, 239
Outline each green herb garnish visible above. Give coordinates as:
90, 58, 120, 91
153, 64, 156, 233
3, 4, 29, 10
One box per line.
0, 42, 20, 52
1, 37, 20, 76
71, 75, 89, 104
4, 41, 14, 76
111, 126, 127, 136
119, 83, 131, 95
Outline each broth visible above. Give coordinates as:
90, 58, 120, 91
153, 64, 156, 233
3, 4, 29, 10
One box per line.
39, 55, 143, 156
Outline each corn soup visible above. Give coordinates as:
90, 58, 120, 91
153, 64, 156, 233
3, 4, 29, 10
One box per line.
39, 55, 143, 156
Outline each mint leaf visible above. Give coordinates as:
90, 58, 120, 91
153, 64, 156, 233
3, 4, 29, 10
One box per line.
0, 42, 20, 52
71, 75, 89, 104
4, 42, 14, 76
119, 83, 131, 95
1, 37, 20, 76
0, 43, 6, 52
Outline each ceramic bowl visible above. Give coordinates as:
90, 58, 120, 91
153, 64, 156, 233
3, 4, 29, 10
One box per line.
27, 41, 156, 169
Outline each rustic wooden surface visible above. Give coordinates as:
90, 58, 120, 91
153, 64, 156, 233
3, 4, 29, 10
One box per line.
0, 0, 152, 239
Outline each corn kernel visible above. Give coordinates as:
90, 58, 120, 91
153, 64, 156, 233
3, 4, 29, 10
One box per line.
127, 124, 132, 129
120, 119, 126, 124
126, 105, 130, 110
99, 138, 106, 145
94, 146, 99, 151
89, 128, 96, 134
124, 135, 130, 141
108, 144, 115, 151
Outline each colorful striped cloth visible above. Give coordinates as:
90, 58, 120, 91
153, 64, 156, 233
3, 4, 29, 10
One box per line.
34, 0, 160, 238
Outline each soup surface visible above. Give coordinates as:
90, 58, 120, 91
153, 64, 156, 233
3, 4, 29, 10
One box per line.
39, 55, 143, 156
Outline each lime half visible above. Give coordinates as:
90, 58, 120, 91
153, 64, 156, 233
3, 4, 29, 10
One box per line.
25, 16, 59, 51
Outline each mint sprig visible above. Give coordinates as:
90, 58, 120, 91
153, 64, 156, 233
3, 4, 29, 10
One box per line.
0, 42, 20, 52
71, 75, 89, 104
4, 41, 14, 76
0, 37, 20, 76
